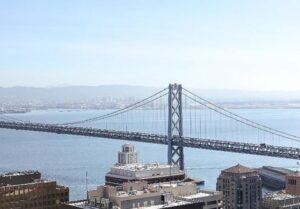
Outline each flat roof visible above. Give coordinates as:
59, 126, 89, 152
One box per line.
0, 170, 40, 177
264, 190, 300, 200
112, 163, 180, 172
181, 192, 210, 199
137, 201, 191, 209
152, 181, 194, 188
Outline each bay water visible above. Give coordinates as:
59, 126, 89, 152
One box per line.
0, 108, 300, 200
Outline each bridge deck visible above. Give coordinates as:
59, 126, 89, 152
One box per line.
0, 121, 299, 160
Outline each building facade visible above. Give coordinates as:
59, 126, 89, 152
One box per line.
65, 181, 222, 209
216, 164, 262, 209
0, 171, 69, 209
105, 144, 185, 186
262, 171, 300, 209
285, 171, 300, 196
263, 191, 300, 209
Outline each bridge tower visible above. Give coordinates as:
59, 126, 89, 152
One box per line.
168, 83, 184, 170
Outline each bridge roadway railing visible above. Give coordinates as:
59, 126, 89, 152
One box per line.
0, 121, 299, 160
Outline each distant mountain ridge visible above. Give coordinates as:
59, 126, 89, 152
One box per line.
0, 85, 300, 104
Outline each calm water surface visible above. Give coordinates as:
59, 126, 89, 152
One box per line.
0, 108, 300, 200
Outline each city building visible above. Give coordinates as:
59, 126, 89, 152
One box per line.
262, 171, 300, 209
0, 170, 69, 209
63, 181, 222, 209
216, 164, 262, 209
263, 190, 300, 209
255, 166, 293, 190
62, 143, 214, 209
105, 144, 186, 186
88, 181, 163, 209
285, 171, 300, 195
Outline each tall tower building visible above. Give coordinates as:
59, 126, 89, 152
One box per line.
217, 164, 262, 209
118, 144, 138, 165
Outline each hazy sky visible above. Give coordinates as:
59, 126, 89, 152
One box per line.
1, 0, 300, 90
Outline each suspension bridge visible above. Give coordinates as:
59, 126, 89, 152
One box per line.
0, 84, 300, 170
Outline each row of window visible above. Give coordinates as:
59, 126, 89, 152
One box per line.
288, 179, 297, 185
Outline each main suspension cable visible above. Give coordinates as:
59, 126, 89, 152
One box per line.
61, 88, 168, 125
183, 92, 300, 143
183, 88, 300, 141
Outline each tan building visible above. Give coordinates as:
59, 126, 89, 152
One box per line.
217, 164, 262, 209
88, 181, 166, 209
0, 171, 69, 209
286, 171, 300, 195
83, 181, 222, 209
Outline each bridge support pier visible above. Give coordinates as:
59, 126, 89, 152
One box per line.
168, 83, 184, 170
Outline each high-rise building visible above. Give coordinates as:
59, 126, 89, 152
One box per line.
0, 170, 69, 209
216, 164, 262, 209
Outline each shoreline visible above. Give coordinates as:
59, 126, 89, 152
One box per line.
1, 105, 300, 115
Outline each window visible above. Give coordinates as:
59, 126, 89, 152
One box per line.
288, 179, 297, 185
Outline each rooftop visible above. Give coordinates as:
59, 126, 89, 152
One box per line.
180, 192, 210, 199
67, 200, 97, 209
0, 170, 40, 177
112, 163, 178, 172
264, 190, 299, 201
261, 166, 293, 175
223, 164, 254, 174
179, 189, 222, 200
287, 171, 300, 177
137, 201, 190, 209
151, 181, 195, 188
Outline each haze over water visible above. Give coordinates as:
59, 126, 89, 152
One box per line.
0, 108, 300, 200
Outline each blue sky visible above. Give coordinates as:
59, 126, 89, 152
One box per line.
1, 0, 300, 90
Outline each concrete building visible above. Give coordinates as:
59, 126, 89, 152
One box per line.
118, 144, 138, 165
217, 164, 262, 209
106, 163, 186, 186
0, 170, 69, 209
262, 171, 300, 209
105, 144, 186, 186
64, 181, 222, 209
263, 190, 300, 209
88, 181, 164, 209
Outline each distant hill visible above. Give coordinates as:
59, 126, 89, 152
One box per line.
0, 85, 299, 105
0, 85, 161, 104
